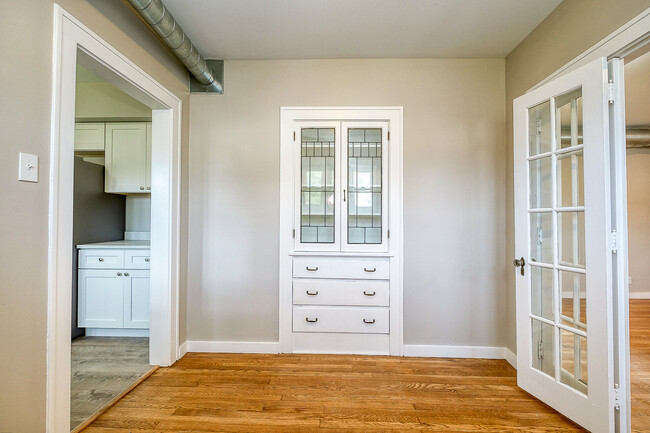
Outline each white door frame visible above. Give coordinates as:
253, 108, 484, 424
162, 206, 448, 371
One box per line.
48, 5, 182, 432
521, 8, 650, 432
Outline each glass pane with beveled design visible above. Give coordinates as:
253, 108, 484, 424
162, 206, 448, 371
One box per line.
301, 128, 335, 243
557, 150, 584, 208
558, 211, 585, 268
348, 128, 382, 244
529, 101, 552, 156
532, 318, 555, 378
559, 270, 587, 331
530, 157, 552, 209
530, 212, 553, 264
560, 329, 588, 394
556, 89, 583, 149
531, 266, 554, 321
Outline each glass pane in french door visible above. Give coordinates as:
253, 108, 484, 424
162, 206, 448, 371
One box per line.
300, 128, 335, 243
527, 87, 588, 395
347, 128, 382, 244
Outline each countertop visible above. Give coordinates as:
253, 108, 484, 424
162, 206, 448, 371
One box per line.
77, 240, 150, 249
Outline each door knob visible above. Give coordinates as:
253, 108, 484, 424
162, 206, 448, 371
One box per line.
513, 257, 526, 276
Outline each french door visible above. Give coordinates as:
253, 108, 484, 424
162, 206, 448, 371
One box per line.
514, 57, 618, 432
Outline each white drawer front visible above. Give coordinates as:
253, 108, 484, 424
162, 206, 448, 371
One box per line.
293, 280, 389, 306
79, 249, 125, 269
124, 250, 151, 269
293, 306, 389, 334
292, 257, 389, 279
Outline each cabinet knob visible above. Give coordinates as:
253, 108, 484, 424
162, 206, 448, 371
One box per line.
117, 272, 122, 276
124, 272, 130, 276
147, 186, 151, 190
140, 186, 145, 190
98, 258, 104, 262
145, 258, 150, 262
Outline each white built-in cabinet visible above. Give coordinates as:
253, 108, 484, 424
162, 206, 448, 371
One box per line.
74, 121, 152, 194
280, 108, 403, 356
78, 248, 150, 332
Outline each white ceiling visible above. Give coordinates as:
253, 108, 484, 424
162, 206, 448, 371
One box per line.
625, 51, 650, 127
162, 0, 562, 60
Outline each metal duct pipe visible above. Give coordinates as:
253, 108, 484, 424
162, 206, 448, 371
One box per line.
560, 128, 650, 148
126, 0, 223, 93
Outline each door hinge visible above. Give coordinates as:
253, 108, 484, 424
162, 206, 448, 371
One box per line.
613, 383, 621, 411
387, 131, 390, 141
387, 229, 390, 239
608, 80, 616, 104
292, 229, 295, 238
537, 340, 544, 360
293, 131, 296, 141
610, 230, 618, 253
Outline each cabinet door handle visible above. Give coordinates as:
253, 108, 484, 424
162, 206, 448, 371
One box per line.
363, 291, 376, 296
98, 258, 104, 262
145, 258, 150, 262
117, 272, 122, 276
364, 267, 376, 273
124, 272, 130, 276
305, 317, 318, 323
306, 266, 319, 272
306, 290, 319, 296
363, 319, 376, 324
140, 186, 145, 190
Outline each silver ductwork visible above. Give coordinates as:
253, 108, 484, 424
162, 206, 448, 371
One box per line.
560, 128, 650, 148
126, 0, 223, 93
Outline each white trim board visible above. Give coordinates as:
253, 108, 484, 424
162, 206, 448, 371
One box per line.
185, 341, 281, 354
85, 328, 149, 337
48, 5, 182, 432
504, 348, 517, 369
629, 292, 650, 299
403, 345, 510, 360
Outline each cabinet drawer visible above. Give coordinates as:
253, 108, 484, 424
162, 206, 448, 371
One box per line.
79, 249, 124, 269
293, 280, 389, 306
293, 306, 389, 334
293, 257, 389, 279
124, 250, 151, 269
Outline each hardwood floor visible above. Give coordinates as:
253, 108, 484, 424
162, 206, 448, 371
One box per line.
79, 300, 650, 432
630, 299, 650, 432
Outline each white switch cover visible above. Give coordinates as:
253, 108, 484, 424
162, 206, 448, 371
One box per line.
19, 153, 39, 182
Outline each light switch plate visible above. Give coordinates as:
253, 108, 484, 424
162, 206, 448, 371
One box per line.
19, 153, 38, 182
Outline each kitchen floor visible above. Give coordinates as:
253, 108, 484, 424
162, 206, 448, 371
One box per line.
70, 336, 150, 431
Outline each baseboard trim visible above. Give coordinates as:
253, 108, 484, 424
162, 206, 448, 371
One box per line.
629, 292, 650, 299
403, 344, 507, 359
186, 340, 280, 354
178, 341, 188, 358
85, 328, 149, 337
504, 348, 517, 369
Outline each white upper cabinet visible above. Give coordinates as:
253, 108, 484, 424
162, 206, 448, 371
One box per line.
104, 122, 151, 193
294, 121, 389, 252
74, 122, 105, 152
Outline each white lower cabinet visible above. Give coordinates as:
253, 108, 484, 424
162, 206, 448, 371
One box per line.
78, 248, 150, 331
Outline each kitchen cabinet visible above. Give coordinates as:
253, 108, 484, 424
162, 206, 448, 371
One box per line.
74, 123, 105, 152
104, 122, 151, 194
78, 245, 150, 332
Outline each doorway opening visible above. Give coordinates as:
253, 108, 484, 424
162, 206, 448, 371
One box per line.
623, 47, 650, 433
48, 7, 182, 432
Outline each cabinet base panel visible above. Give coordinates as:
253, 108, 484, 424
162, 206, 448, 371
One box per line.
85, 328, 149, 337
291, 332, 389, 355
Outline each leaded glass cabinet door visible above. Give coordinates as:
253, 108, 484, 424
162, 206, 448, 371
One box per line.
342, 122, 389, 252
294, 121, 341, 251
513, 57, 615, 432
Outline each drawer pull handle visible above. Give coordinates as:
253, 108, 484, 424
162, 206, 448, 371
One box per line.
98, 258, 104, 262
364, 267, 376, 272
145, 258, 150, 262
306, 266, 319, 272
306, 290, 319, 296
305, 317, 318, 323
363, 291, 376, 296
363, 319, 376, 324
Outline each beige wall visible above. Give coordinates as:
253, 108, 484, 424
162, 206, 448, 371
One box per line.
627, 149, 650, 296
187, 59, 506, 346
75, 81, 152, 120
0, 1, 190, 431
505, 0, 649, 353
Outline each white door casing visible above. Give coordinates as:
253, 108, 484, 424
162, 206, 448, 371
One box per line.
514, 57, 615, 432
